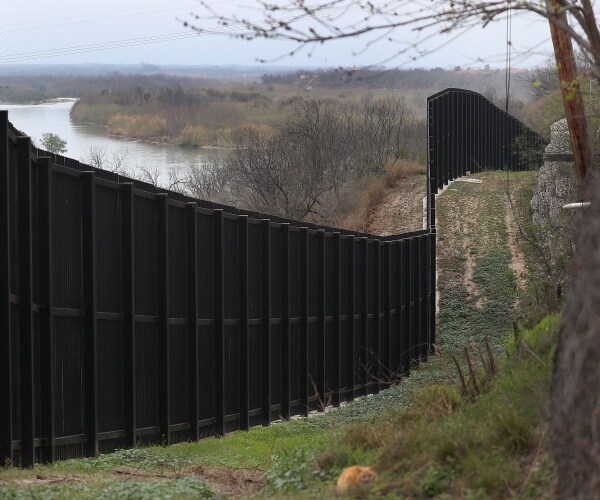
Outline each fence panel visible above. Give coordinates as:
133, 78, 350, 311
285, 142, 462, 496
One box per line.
427, 88, 545, 195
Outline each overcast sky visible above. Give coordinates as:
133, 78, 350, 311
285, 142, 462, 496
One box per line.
0, 0, 555, 69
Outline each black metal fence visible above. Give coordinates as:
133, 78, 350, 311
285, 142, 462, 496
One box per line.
0, 111, 435, 467
0, 88, 544, 467
426, 88, 545, 228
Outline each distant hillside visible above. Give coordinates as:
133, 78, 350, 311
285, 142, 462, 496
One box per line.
262, 67, 536, 102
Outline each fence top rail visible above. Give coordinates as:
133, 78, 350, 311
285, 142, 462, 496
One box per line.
426, 87, 546, 140
5, 116, 431, 241
382, 229, 430, 241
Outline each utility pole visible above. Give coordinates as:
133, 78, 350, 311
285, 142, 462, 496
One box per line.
546, 0, 592, 184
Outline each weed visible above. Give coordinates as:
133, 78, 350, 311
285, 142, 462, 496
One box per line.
264, 446, 325, 494
493, 406, 535, 455
0, 477, 215, 500
421, 464, 455, 497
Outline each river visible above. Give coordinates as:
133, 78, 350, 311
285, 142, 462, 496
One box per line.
0, 99, 221, 179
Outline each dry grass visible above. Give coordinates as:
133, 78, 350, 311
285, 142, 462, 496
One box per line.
334, 158, 427, 232
384, 157, 427, 184
107, 114, 169, 139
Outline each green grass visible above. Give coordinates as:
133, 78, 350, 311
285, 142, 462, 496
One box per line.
308, 315, 558, 498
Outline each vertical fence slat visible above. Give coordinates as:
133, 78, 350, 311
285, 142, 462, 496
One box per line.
317, 230, 326, 407
38, 157, 54, 463
82, 171, 98, 457
347, 237, 355, 401
0, 112, 11, 465
17, 137, 35, 467
239, 216, 250, 431
429, 230, 437, 350
383, 242, 391, 388
332, 232, 341, 407
420, 236, 429, 361
373, 241, 381, 394
157, 194, 171, 443
186, 203, 199, 441
261, 219, 271, 427
400, 239, 410, 377
121, 183, 136, 447
281, 223, 291, 420
214, 209, 225, 436
360, 237, 368, 397
300, 228, 309, 417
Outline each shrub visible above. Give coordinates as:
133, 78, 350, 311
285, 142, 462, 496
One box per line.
107, 114, 168, 139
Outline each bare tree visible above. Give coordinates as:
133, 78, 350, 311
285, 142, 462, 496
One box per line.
81, 145, 130, 175
348, 96, 410, 174
188, 1, 600, 79
186, 158, 230, 202
137, 165, 187, 192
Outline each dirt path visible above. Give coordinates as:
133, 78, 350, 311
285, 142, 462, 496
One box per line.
367, 172, 530, 311
504, 198, 527, 291
365, 175, 426, 235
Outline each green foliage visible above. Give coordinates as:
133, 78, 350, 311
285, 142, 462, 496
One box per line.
0, 477, 215, 499
40, 132, 67, 154
323, 316, 559, 498
0, 85, 46, 104
421, 464, 455, 497
264, 446, 324, 494
94, 478, 215, 499
72, 448, 193, 473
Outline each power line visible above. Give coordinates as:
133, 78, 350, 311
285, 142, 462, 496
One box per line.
0, 32, 205, 64
0, 2, 200, 36
0, 3, 371, 65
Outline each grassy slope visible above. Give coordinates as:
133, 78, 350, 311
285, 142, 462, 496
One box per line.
0, 171, 552, 499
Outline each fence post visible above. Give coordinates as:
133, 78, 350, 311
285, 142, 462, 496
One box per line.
300, 228, 309, 417
317, 229, 326, 408
186, 202, 199, 442
281, 223, 291, 420
37, 156, 54, 464
82, 171, 98, 457
214, 209, 225, 436
17, 137, 35, 467
360, 237, 368, 397
238, 215, 250, 431
121, 183, 136, 447
0, 111, 11, 465
261, 219, 271, 426
400, 239, 411, 377
156, 194, 171, 444
332, 232, 341, 407
383, 242, 391, 389
348, 237, 356, 400
410, 238, 419, 365
394, 240, 403, 376
419, 236, 428, 361
373, 241, 381, 394
429, 229, 437, 350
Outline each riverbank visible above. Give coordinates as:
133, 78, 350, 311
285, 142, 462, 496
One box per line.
2, 100, 220, 175
69, 89, 282, 148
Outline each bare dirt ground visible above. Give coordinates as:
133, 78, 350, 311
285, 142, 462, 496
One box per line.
365, 175, 427, 235
187, 465, 265, 498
